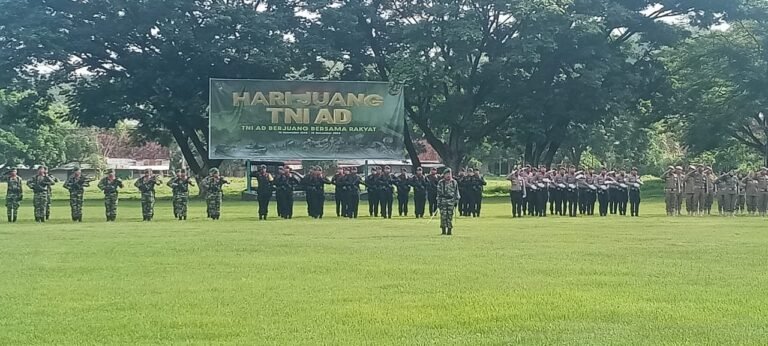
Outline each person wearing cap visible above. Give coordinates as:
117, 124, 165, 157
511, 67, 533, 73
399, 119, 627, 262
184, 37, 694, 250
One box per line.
134, 168, 163, 221
437, 168, 460, 235
468, 168, 487, 217
661, 166, 681, 216
275, 166, 300, 219
410, 167, 428, 218
627, 167, 643, 217
303, 166, 332, 218
167, 168, 195, 220
377, 166, 396, 219
27, 165, 56, 223
395, 168, 411, 217
43, 166, 59, 220
743, 171, 760, 215
506, 169, 526, 218
168, 169, 182, 218
331, 167, 346, 217
4, 167, 23, 223
98, 169, 124, 221
255, 164, 275, 220
737, 172, 747, 215
63, 167, 92, 222
336, 167, 353, 217
426, 167, 440, 217
201, 167, 229, 220
714, 170, 738, 216
595, 167, 611, 217
758, 168, 768, 216
564, 166, 578, 217
345, 166, 363, 218
365, 167, 381, 217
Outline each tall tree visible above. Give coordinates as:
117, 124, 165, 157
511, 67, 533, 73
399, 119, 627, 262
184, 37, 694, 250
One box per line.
0, 0, 302, 176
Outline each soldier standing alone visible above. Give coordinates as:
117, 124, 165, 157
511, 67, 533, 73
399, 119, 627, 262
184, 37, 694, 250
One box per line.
134, 169, 162, 221
63, 167, 91, 222
4, 168, 23, 223
168, 169, 194, 220
97, 169, 123, 221
27, 165, 55, 223
437, 168, 459, 236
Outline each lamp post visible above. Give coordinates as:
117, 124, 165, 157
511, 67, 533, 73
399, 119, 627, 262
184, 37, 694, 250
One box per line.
761, 112, 767, 168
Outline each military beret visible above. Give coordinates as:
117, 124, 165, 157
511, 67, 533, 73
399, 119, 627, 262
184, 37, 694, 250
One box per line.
179, 169, 186, 174
39, 165, 48, 170
259, 164, 267, 169
384, 165, 391, 169
174, 169, 181, 174
444, 168, 452, 174
72, 167, 80, 172
430, 167, 437, 171
209, 167, 219, 174
675, 166, 683, 170
416, 167, 423, 171
144, 168, 152, 174
106, 168, 115, 174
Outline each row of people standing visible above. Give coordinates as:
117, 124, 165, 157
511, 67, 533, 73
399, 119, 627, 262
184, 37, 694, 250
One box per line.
507, 166, 643, 218
662, 165, 768, 216
252, 165, 486, 220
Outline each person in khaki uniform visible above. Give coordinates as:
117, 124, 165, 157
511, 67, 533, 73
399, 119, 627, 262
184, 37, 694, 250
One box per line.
736, 174, 746, 215
715, 171, 738, 216
743, 172, 759, 215
704, 167, 717, 215
662, 166, 682, 216
683, 166, 696, 215
758, 168, 768, 217
685, 166, 706, 216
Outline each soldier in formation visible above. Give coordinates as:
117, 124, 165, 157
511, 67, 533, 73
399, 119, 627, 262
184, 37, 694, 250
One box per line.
275, 166, 300, 219
26, 166, 56, 223
303, 166, 331, 218
134, 169, 162, 221
365, 167, 380, 217
255, 165, 274, 220
201, 167, 228, 220
167, 169, 194, 220
506, 169, 526, 218
426, 168, 440, 216
395, 168, 411, 216
437, 168, 459, 235
63, 167, 91, 222
332, 167, 345, 217
97, 169, 123, 221
4, 168, 23, 223
410, 167, 428, 218
44, 166, 58, 220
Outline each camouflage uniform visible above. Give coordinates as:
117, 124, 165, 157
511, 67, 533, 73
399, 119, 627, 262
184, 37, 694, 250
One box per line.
44, 168, 58, 220
63, 169, 91, 222
134, 173, 162, 221
97, 172, 124, 221
4, 172, 23, 222
201, 168, 228, 220
436, 170, 460, 235
167, 171, 194, 220
26, 169, 55, 222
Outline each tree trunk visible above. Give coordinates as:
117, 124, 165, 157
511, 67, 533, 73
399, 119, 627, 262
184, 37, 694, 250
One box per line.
542, 141, 561, 169
524, 142, 534, 165
403, 117, 422, 169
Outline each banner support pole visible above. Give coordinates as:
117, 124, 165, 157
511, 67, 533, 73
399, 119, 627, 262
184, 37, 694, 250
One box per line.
246, 160, 252, 192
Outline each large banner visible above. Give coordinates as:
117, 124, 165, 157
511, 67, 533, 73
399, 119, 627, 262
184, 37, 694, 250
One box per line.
209, 79, 405, 160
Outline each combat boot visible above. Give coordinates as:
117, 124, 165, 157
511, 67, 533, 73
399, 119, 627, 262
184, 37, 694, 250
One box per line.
183, 215, 186, 220
447, 228, 452, 236
441, 227, 446, 235
7, 215, 11, 222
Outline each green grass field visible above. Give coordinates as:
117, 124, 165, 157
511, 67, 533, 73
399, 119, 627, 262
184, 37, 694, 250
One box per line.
1, 198, 767, 344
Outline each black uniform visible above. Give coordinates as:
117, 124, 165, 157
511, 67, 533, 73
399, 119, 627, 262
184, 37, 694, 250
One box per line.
466, 175, 487, 217
332, 173, 345, 217
366, 173, 379, 217
410, 174, 428, 218
344, 174, 363, 218
303, 175, 329, 218
275, 173, 300, 219
255, 172, 274, 219
564, 173, 578, 217
395, 174, 411, 216
426, 174, 439, 216
377, 173, 395, 218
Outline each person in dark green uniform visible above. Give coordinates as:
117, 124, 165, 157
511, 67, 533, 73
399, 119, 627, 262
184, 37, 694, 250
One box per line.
97, 169, 124, 221
4, 168, 23, 223
134, 169, 162, 221
437, 168, 460, 235
27, 165, 56, 223
63, 167, 91, 222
